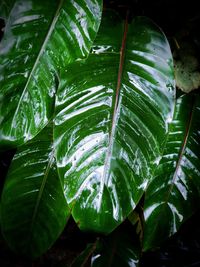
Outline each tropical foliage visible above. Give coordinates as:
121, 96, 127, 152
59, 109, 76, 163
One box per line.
0, 0, 199, 266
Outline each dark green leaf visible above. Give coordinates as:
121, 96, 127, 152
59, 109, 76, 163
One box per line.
0, 0, 102, 148
71, 222, 140, 267
91, 228, 140, 267
54, 10, 175, 233
0, 123, 70, 259
71, 243, 96, 267
143, 94, 200, 251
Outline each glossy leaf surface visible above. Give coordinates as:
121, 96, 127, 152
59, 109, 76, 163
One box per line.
143, 94, 200, 251
54, 11, 175, 233
0, 0, 102, 148
0, 124, 70, 258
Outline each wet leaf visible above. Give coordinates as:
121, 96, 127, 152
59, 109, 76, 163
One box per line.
54, 10, 175, 233
0, 123, 70, 259
143, 94, 200, 251
0, 0, 102, 149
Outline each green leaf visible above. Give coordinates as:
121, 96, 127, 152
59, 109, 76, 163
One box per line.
54, 10, 175, 233
0, 123, 70, 259
0, 0, 102, 149
143, 94, 200, 251
71, 243, 96, 267
91, 228, 140, 267
71, 223, 140, 267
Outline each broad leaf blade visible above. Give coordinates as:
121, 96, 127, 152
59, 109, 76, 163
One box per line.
0, 0, 102, 148
54, 11, 175, 233
143, 94, 200, 251
0, 124, 70, 258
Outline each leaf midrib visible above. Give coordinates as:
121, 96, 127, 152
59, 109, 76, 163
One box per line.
10, 0, 64, 129
144, 96, 196, 248
158, 96, 195, 211
168, 97, 195, 194
30, 148, 55, 234
102, 13, 129, 185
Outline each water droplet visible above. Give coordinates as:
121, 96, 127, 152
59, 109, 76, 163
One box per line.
166, 58, 171, 64
24, 71, 28, 78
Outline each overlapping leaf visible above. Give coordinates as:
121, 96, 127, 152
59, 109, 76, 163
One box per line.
54, 11, 175, 233
71, 243, 96, 267
0, 0, 102, 148
91, 228, 140, 267
0, 123, 70, 258
71, 223, 140, 267
143, 94, 200, 251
